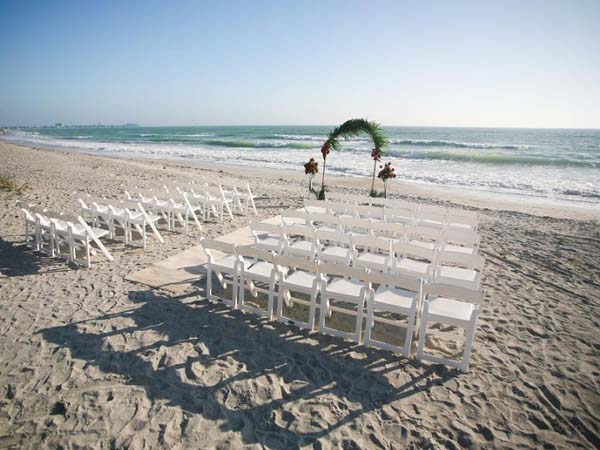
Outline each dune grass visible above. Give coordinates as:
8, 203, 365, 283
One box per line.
0, 174, 28, 193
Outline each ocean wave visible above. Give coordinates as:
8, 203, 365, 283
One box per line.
204, 139, 315, 149
389, 139, 530, 150
385, 149, 599, 168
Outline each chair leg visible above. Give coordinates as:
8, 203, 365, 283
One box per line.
460, 312, 478, 372
206, 266, 213, 300
355, 300, 364, 344
403, 303, 417, 358
308, 290, 317, 331
364, 299, 374, 346
416, 303, 429, 361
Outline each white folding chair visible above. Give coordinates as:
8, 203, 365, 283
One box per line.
275, 255, 322, 331
356, 205, 385, 222
308, 213, 342, 233
304, 199, 327, 215
202, 238, 249, 309
351, 235, 392, 272
237, 245, 287, 320
443, 229, 481, 255
391, 242, 436, 281
34, 210, 55, 256
435, 250, 485, 290
416, 205, 446, 229
225, 179, 257, 215
250, 222, 285, 254
364, 271, 423, 357
370, 222, 407, 243
281, 210, 310, 228
446, 209, 479, 232
406, 225, 443, 251
318, 263, 370, 344
16, 201, 39, 250
340, 217, 372, 237
315, 230, 353, 265
416, 283, 484, 372
282, 225, 317, 260
384, 205, 414, 225
204, 185, 234, 222
327, 201, 356, 219
121, 200, 164, 247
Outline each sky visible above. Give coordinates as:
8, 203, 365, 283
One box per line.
0, 0, 599, 128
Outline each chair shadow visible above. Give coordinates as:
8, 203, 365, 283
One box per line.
40, 289, 458, 448
0, 237, 69, 277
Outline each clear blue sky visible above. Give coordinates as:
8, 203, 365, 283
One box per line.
1, 0, 599, 128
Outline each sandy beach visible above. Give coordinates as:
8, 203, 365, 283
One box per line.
1, 141, 599, 449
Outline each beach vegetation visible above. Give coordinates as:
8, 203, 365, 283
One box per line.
0, 174, 28, 193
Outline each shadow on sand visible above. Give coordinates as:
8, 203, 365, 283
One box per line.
40, 288, 457, 448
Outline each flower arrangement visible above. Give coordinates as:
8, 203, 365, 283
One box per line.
377, 162, 396, 198
304, 157, 318, 193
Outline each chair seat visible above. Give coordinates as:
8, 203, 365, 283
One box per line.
288, 240, 314, 256
314, 225, 339, 233
409, 239, 436, 250
357, 252, 387, 267
213, 255, 250, 271
394, 258, 430, 277
448, 222, 473, 230
373, 286, 417, 311
246, 261, 287, 279
428, 297, 474, 322
321, 246, 350, 259
95, 204, 109, 214
327, 277, 364, 298
284, 270, 317, 290
256, 236, 283, 250
419, 219, 443, 228
443, 244, 474, 254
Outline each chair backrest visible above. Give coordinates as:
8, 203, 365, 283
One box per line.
351, 235, 391, 254
318, 262, 369, 282
235, 245, 275, 264
384, 206, 414, 223
325, 192, 360, 204
274, 254, 318, 273
406, 225, 443, 243
423, 283, 484, 305
365, 270, 421, 293
250, 222, 282, 235
356, 204, 384, 220
327, 201, 356, 216
437, 250, 485, 270
340, 217, 372, 234
370, 222, 406, 240
392, 241, 436, 262
281, 210, 309, 225
315, 230, 351, 246
446, 210, 479, 228
308, 213, 342, 228
282, 225, 314, 240
200, 237, 236, 255
445, 229, 481, 248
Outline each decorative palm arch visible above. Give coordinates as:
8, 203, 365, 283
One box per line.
319, 118, 387, 198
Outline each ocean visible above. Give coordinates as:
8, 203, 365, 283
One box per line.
2, 126, 599, 205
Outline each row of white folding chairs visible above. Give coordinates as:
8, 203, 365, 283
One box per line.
16, 201, 114, 268
280, 210, 481, 255
202, 239, 484, 372
305, 198, 479, 232
196, 177, 257, 216
77, 195, 165, 247
123, 186, 205, 231
164, 177, 257, 218
250, 221, 484, 290
161, 182, 234, 223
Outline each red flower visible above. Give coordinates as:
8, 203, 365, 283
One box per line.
378, 162, 397, 181
371, 147, 381, 161
304, 158, 319, 175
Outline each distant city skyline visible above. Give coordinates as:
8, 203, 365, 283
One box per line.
1, 0, 599, 129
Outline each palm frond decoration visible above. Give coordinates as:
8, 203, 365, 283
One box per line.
318, 118, 387, 198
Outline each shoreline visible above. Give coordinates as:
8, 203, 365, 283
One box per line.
4, 140, 599, 221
